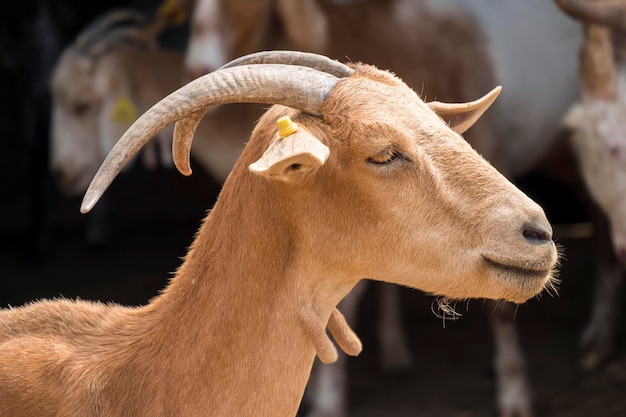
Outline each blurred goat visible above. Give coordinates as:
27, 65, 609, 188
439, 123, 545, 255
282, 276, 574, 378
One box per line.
556, 0, 626, 371
50, 11, 177, 195
49, 10, 263, 247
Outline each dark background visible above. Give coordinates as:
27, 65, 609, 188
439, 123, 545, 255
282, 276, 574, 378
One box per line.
1, 1, 625, 416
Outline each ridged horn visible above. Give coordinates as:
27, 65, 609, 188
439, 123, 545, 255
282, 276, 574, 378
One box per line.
174, 51, 355, 176
218, 50, 354, 78
173, 109, 208, 176
81, 64, 341, 213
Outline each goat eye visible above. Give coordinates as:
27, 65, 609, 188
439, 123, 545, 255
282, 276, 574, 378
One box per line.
73, 102, 91, 116
367, 149, 402, 165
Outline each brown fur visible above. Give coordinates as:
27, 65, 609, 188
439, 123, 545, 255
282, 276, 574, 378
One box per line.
185, 3, 518, 415
0, 62, 556, 416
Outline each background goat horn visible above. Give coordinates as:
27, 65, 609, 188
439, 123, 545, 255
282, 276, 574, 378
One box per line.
81, 64, 341, 213
173, 51, 354, 176
74, 10, 146, 53
219, 50, 354, 78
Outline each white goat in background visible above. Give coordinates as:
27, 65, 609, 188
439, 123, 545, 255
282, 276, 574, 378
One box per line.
556, 0, 626, 371
50, 11, 176, 195
0, 50, 558, 417
50, 10, 263, 202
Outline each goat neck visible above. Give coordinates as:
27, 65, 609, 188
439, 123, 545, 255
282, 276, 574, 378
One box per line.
120, 138, 356, 416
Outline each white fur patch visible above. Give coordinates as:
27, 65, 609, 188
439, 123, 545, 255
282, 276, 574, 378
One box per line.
185, 0, 227, 73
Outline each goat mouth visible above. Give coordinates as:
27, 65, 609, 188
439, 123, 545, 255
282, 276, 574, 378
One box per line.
482, 256, 550, 280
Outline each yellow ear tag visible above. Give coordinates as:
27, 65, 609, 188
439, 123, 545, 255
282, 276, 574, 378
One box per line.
277, 116, 299, 139
157, 0, 188, 25
111, 97, 138, 125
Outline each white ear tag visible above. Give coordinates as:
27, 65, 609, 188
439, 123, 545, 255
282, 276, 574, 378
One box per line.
249, 116, 330, 180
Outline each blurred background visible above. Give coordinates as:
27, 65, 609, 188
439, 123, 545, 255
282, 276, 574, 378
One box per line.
1, 0, 625, 416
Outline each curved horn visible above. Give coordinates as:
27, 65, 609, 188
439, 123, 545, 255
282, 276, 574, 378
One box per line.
168, 51, 355, 175
173, 109, 208, 176
74, 10, 146, 53
81, 64, 340, 213
218, 50, 354, 78
555, 0, 626, 31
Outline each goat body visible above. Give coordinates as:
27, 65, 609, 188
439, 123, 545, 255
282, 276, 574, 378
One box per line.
0, 54, 557, 416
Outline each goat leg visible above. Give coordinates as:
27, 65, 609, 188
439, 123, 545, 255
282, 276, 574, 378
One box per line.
488, 300, 534, 417
579, 208, 624, 371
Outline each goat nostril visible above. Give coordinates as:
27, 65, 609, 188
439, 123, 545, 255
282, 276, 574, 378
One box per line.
522, 222, 552, 243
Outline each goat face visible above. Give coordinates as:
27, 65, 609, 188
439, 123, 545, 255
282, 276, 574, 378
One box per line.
185, 0, 273, 78
565, 97, 626, 263
50, 47, 160, 196
82, 53, 558, 304
246, 66, 558, 304
50, 51, 102, 195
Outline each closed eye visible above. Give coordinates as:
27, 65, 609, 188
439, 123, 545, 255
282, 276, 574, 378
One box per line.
366, 148, 405, 165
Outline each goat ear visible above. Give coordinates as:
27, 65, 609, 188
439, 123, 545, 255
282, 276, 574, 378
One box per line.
249, 127, 329, 182
428, 86, 502, 134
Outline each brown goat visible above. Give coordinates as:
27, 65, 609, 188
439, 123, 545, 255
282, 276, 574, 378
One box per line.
185, 2, 530, 415
0, 52, 557, 417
